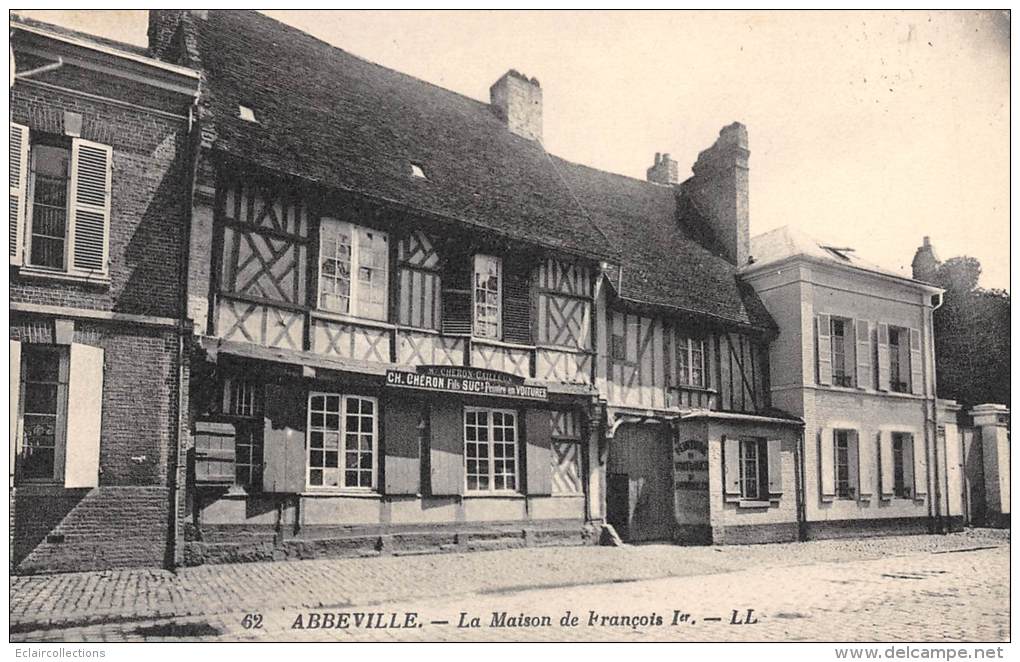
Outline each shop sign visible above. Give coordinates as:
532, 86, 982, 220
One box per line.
673, 439, 709, 492
385, 365, 548, 401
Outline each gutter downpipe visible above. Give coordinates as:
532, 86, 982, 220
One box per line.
794, 424, 807, 541
927, 292, 946, 534
170, 98, 201, 569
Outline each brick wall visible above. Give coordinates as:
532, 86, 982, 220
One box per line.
11, 316, 182, 572
9, 66, 191, 573
14, 486, 170, 574
10, 81, 190, 320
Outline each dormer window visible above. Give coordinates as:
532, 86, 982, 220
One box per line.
822, 245, 853, 261
410, 163, 426, 179
238, 105, 257, 122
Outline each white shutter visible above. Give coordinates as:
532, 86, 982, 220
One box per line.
909, 328, 924, 395
69, 139, 112, 278
723, 435, 741, 502
857, 429, 873, 498
876, 323, 890, 391
855, 320, 872, 390
816, 314, 832, 385
64, 343, 104, 488
819, 427, 835, 501
879, 431, 893, 499
10, 123, 29, 265
911, 432, 927, 498
767, 438, 783, 496
10, 340, 22, 487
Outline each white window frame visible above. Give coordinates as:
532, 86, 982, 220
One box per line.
17, 345, 69, 484
25, 139, 72, 272
222, 377, 263, 488
223, 377, 260, 418
887, 326, 910, 393
472, 254, 502, 339
305, 392, 379, 491
738, 437, 766, 500
317, 217, 389, 321
463, 406, 519, 494
891, 431, 911, 498
676, 336, 706, 387
834, 428, 853, 499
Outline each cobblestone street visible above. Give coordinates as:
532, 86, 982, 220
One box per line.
11, 530, 1009, 642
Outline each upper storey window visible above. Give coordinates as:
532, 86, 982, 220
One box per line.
318, 218, 388, 321
473, 254, 502, 339
675, 336, 705, 388
10, 124, 112, 279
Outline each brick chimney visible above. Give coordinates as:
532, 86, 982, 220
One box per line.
911, 236, 940, 282
147, 10, 206, 63
680, 122, 750, 266
646, 153, 679, 185
490, 70, 542, 142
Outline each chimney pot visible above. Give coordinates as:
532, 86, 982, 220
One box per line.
646, 152, 678, 185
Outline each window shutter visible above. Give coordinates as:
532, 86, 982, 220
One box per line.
855, 320, 872, 390
262, 384, 307, 493
525, 409, 553, 495
767, 438, 783, 497
9, 123, 29, 266
64, 343, 104, 488
857, 429, 874, 499
723, 435, 741, 502
193, 421, 236, 484
383, 398, 421, 495
10, 340, 22, 485
816, 314, 832, 385
69, 139, 112, 277
428, 399, 464, 495
909, 328, 924, 395
440, 252, 472, 335
876, 323, 890, 391
502, 257, 533, 345
819, 427, 835, 501
911, 433, 927, 498
878, 431, 894, 499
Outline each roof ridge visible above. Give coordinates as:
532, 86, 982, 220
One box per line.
10, 12, 150, 56
551, 152, 673, 189
238, 10, 492, 113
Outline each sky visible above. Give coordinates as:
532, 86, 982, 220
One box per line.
15, 9, 1011, 290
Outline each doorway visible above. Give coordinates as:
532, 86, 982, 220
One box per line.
606, 422, 675, 542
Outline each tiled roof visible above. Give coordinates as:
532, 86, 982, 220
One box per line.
11, 13, 151, 57
746, 225, 915, 284
554, 159, 775, 330
183, 10, 773, 330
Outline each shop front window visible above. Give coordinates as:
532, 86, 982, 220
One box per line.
307, 393, 377, 489
464, 407, 517, 492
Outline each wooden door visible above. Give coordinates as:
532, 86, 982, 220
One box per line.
609, 423, 675, 542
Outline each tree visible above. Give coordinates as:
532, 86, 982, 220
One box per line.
926, 256, 1010, 408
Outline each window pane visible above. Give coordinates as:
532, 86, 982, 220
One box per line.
319, 220, 353, 313
473, 255, 501, 338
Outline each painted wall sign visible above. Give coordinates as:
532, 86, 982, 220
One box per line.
673, 438, 709, 525
385, 367, 548, 401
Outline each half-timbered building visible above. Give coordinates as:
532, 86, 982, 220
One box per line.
578, 129, 803, 545
128, 10, 951, 565
147, 10, 614, 563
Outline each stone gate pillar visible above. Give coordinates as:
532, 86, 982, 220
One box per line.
970, 404, 1010, 528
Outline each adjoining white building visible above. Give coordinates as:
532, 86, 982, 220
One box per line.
741, 226, 953, 538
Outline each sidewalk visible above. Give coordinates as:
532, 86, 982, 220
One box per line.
10, 528, 1009, 633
